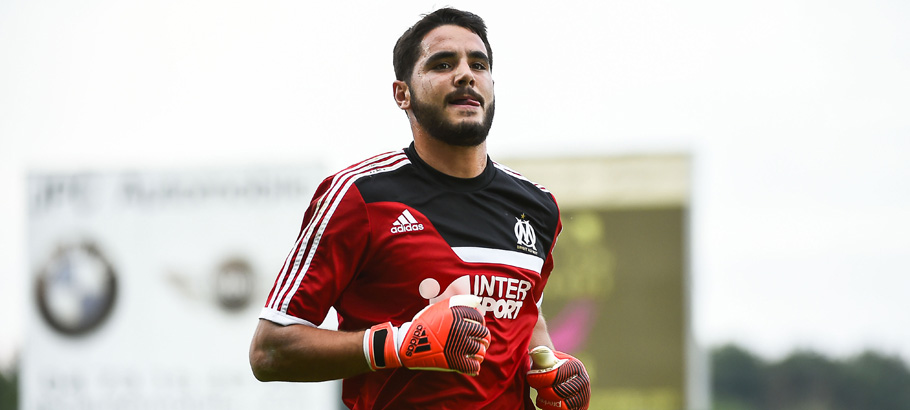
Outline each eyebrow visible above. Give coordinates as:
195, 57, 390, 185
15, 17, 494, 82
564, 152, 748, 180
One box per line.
425, 50, 491, 65
468, 50, 491, 64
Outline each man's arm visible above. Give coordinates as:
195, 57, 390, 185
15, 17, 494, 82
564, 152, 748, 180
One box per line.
250, 295, 491, 382
529, 310, 554, 350
526, 308, 591, 410
249, 319, 370, 382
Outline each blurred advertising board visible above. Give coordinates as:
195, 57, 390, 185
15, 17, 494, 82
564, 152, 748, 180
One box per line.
24, 165, 343, 410
502, 154, 709, 410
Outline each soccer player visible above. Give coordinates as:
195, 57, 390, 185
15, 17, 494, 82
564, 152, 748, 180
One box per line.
249, 8, 591, 410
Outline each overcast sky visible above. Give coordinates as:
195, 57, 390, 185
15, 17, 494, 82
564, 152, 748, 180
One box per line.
2, 0, 909, 370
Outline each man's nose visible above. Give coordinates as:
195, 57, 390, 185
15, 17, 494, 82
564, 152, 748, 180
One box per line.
453, 61, 475, 87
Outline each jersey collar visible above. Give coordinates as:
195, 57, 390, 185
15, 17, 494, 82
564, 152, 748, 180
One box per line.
404, 142, 496, 192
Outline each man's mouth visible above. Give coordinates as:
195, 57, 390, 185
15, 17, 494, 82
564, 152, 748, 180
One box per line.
449, 97, 482, 107
446, 90, 484, 108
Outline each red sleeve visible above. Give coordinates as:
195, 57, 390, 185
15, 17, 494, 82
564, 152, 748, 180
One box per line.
535, 193, 562, 305
259, 175, 370, 327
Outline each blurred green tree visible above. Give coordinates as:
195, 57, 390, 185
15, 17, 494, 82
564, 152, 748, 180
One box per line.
0, 368, 17, 410
766, 350, 839, 409
836, 351, 910, 410
712, 344, 766, 410
712, 345, 910, 410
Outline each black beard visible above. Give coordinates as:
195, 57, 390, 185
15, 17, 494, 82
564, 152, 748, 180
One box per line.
410, 89, 495, 147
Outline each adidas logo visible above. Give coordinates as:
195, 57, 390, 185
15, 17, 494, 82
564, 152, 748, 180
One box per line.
390, 209, 424, 234
405, 325, 432, 357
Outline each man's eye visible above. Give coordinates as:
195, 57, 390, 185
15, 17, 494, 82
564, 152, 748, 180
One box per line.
435, 63, 452, 70
472, 63, 488, 70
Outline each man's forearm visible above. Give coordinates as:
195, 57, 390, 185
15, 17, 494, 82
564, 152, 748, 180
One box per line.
249, 319, 371, 382
529, 312, 554, 350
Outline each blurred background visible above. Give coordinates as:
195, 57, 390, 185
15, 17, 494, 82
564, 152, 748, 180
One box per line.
1, 0, 908, 409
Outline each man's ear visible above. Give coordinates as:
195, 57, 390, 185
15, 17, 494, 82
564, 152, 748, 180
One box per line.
393, 80, 411, 110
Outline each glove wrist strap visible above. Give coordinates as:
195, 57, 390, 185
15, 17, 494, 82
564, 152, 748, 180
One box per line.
365, 322, 402, 371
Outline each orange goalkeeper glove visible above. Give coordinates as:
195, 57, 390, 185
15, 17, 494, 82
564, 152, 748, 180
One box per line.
363, 295, 491, 375
527, 346, 591, 410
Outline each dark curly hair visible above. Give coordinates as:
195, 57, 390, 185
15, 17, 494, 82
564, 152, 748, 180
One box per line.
393, 8, 493, 83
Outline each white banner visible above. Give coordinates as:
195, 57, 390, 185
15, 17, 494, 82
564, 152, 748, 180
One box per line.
24, 165, 343, 410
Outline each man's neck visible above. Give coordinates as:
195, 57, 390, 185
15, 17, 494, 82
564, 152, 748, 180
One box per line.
412, 132, 487, 179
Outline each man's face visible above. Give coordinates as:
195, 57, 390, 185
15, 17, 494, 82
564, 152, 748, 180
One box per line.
407, 25, 495, 147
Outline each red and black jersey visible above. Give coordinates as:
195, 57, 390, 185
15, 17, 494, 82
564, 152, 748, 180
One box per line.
260, 143, 562, 409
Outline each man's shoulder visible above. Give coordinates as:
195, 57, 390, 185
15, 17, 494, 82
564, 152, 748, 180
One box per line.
333, 149, 412, 179
491, 161, 555, 200
312, 148, 419, 201
310, 149, 412, 198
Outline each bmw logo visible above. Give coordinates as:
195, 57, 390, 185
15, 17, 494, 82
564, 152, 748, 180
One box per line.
35, 241, 118, 336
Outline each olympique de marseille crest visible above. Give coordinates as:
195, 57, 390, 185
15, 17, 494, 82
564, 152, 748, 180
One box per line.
514, 214, 538, 255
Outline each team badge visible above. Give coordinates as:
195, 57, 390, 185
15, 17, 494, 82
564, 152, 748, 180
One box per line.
514, 214, 538, 255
